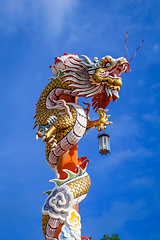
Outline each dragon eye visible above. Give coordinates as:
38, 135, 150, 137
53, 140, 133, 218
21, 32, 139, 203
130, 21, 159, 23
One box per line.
105, 62, 111, 68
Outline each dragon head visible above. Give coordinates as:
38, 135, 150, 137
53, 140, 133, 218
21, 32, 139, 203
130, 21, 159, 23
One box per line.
50, 53, 130, 111
86, 55, 131, 110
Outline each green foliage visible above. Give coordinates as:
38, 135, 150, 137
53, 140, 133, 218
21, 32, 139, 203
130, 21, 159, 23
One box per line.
101, 234, 121, 240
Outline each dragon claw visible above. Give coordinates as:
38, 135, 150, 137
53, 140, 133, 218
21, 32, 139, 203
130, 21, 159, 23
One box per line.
41, 135, 47, 141
87, 108, 112, 131
100, 126, 106, 131
36, 131, 57, 148
48, 137, 55, 143
36, 131, 44, 138
52, 142, 57, 149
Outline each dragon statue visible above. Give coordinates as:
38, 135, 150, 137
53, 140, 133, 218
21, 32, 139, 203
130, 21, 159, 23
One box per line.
33, 51, 130, 240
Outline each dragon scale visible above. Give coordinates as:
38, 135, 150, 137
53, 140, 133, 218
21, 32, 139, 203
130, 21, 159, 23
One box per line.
34, 53, 131, 240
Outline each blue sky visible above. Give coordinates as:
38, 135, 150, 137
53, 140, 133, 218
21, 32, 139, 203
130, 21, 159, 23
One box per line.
0, 0, 160, 239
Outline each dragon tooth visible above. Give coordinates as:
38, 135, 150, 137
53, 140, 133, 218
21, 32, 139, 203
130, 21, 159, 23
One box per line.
122, 64, 125, 70
36, 134, 39, 140
125, 65, 128, 73
105, 86, 110, 96
108, 88, 112, 97
112, 89, 119, 98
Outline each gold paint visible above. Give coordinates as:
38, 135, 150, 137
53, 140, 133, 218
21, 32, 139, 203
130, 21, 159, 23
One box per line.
41, 214, 50, 239
87, 109, 113, 131
67, 210, 81, 230
67, 175, 91, 199
41, 175, 91, 238
89, 68, 122, 89
36, 77, 74, 125
37, 105, 77, 159
45, 125, 56, 139
101, 58, 113, 68
116, 60, 129, 69
35, 58, 129, 164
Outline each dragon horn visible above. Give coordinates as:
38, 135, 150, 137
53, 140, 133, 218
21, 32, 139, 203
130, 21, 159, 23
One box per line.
81, 55, 92, 64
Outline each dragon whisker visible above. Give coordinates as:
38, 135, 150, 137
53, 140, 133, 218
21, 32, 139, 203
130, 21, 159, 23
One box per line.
129, 40, 144, 62
124, 31, 129, 58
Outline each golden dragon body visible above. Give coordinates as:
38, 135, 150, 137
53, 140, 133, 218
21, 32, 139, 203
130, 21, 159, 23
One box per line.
34, 53, 130, 240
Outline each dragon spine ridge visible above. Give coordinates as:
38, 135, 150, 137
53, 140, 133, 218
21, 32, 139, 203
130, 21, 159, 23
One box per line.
34, 52, 130, 240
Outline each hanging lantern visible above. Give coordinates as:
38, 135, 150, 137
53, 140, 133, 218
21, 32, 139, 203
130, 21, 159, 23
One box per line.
98, 133, 110, 155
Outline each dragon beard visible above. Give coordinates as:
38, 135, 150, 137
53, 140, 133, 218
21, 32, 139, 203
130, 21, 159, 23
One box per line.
54, 54, 130, 111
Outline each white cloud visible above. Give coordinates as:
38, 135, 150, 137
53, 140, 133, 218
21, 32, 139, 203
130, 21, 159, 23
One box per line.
130, 176, 154, 188
141, 111, 160, 125
114, 147, 150, 164
109, 114, 141, 142
89, 147, 152, 178
153, 43, 159, 52
83, 198, 148, 239
103, 199, 147, 223
150, 82, 160, 90
0, 0, 79, 37
36, 0, 79, 36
